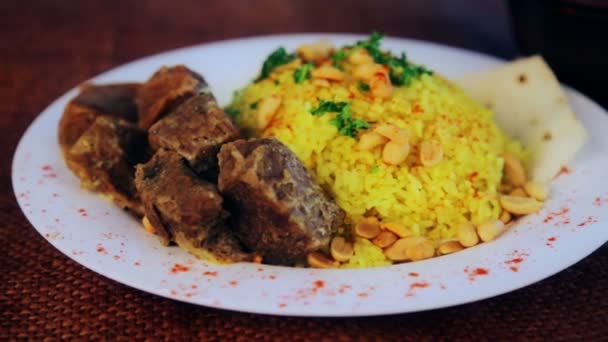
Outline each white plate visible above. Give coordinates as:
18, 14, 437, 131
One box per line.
12, 34, 608, 316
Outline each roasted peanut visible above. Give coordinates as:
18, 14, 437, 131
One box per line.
509, 187, 528, 197
312, 65, 345, 81
437, 241, 464, 255
457, 222, 479, 247
498, 183, 513, 194
382, 141, 410, 165
419, 140, 444, 167
524, 181, 548, 201
357, 131, 389, 151
406, 241, 435, 261
312, 79, 330, 88
257, 95, 282, 129
348, 49, 374, 65
142, 216, 155, 234
307, 252, 339, 268
380, 222, 412, 238
330, 236, 354, 262
499, 210, 512, 224
500, 195, 544, 215
369, 72, 393, 99
354, 217, 381, 239
372, 230, 398, 248
352, 63, 384, 80
384, 236, 427, 261
502, 152, 526, 186
374, 123, 409, 144
297, 40, 333, 63
477, 219, 506, 242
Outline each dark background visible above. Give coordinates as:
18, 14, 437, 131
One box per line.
1, 0, 606, 340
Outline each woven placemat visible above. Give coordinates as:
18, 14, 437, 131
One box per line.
1, 195, 606, 340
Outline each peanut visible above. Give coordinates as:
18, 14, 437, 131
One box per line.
312, 65, 345, 81
330, 236, 354, 262
509, 187, 528, 197
297, 40, 333, 63
142, 216, 155, 234
500, 195, 544, 215
382, 141, 410, 165
499, 210, 512, 224
477, 219, 506, 242
354, 217, 381, 239
348, 49, 374, 65
357, 131, 389, 151
372, 230, 398, 248
257, 95, 282, 130
419, 140, 444, 167
380, 222, 412, 238
406, 241, 435, 261
524, 181, 548, 201
437, 241, 464, 255
307, 252, 339, 268
457, 222, 479, 247
374, 123, 409, 144
502, 152, 526, 186
384, 236, 427, 261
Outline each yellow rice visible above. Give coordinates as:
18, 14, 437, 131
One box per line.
229, 56, 523, 267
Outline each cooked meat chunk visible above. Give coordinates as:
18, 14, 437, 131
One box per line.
66, 116, 147, 216
174, 228, 250, 264
134, 149, 249, 262
136, 65, 210, 129
217, 138, 344, 264
58, 83, 140, 156
148, 94, 241, 178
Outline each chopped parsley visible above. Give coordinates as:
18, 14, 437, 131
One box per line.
249, 101, 259, 109
330, 31, 432, 86
255, 47, 295, 82
370, 165, 380, 173
293, 63, 313, 84
358, 81, 370, 91
224, 107, 240, 119
310, 100, 348, 116
384, 53, 433, 86
310, 100, 369, 137
331, 105, 370, 137
331, 49, 349, 67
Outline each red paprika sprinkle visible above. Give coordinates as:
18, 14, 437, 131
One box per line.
170, 263, 190, 274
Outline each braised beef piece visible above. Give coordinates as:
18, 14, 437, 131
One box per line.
58, 83, 140, 156
148, 94, 241, 179
217, 138, 344, 264
136, 65, 210, 129
66, 116, 148, 216
134, 149, 248, 262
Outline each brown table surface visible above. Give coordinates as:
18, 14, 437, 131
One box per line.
2, 0, 607, 340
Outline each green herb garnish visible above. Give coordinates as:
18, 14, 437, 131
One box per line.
370, 165, 380, 173
293, 63, 313, 84
310, 100, 348, 116
255, 47, 296, 82
331, 104, 370, 137
310, 100, 369, 137
249, 101, 259, 109
384, 53, 433, 86
331, 50, 349, 67
358, 81, 370, 91
224, 107, 240, 119
330, 32, 432, 86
